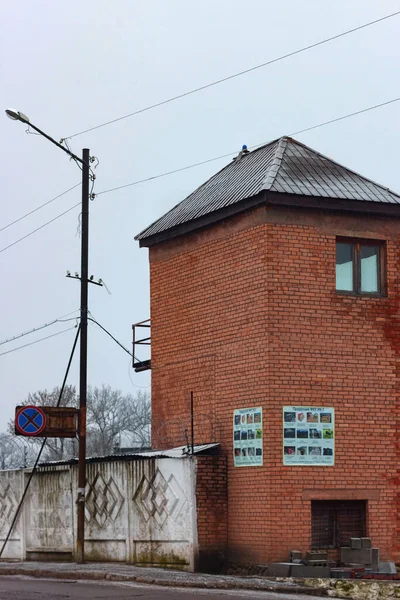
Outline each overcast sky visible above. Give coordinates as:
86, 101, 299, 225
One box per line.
1, 0, 399, 431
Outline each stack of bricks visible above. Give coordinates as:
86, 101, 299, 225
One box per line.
341, 538, 379, 568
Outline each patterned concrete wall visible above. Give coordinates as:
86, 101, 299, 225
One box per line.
0, 469, 23, 560
0, 457, 197, 570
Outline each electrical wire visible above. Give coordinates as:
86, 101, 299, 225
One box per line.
290, 97, 400, 136
0, 327, 77, 357
63, 139, 83, 172
128, 356, 151, 390
64, 10, 400, 139
2, 95, 399, 252
88, 315, 150, 389
89, 156, 100, 200
0, 202, 80, 254
0, 183, 81, 234
0, 310, 79, 347
87, 316, 137, 360
96, 96, 400, 196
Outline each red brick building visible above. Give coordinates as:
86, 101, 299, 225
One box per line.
136, 137, 400, 566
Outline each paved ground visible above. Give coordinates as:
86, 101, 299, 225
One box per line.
0, 562, 318, 594
0, 576, 323, 600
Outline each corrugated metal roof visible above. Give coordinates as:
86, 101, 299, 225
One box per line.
35, 443, 220, 468
136, 136, 400, 242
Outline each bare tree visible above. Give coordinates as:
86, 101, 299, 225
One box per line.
86, 385, 151, 455
8, 384, 151, 461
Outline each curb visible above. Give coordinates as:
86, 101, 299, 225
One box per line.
0, 566, 327, 594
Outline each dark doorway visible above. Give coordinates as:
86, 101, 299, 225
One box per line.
311, 500, 367, 549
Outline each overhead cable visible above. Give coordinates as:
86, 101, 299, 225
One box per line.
65, 10, 400, 139
88, 316, 137, 360
96, 96, 400, 196
0, 310, 79, 347
0, 183, 80, 234
2, 95, 400, 251
0, 327, 77, 357
0, 202, 80, 254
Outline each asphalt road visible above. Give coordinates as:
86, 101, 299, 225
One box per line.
0, 577, 319, 600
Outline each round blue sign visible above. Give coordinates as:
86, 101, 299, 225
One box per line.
15, 405, 46, 436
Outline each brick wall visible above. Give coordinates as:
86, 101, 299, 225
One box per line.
195, 455, 228, 572
148, 204, 400, 564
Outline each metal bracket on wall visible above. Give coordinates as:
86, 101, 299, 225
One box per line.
132, 319, 151, 372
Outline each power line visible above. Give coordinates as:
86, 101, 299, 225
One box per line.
88, 314, 150, 388
0, 183, 80, 234
0, 327, 77, 357
96, 96, 400, 196
0, 202, 80, 254
65, 10, 400, 139
290, 96, 400, 136
88, 316, 136, 360
0, 310, 79, 347
2, 95, 400, 252
127, 357, 151, 390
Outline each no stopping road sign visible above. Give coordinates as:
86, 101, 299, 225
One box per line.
15, 405, 47, 436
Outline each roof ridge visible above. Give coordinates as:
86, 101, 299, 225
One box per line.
286, 136, 400, 199
137, 135, 400, 244
135, 137, 281, 241
261, 136, 288, 191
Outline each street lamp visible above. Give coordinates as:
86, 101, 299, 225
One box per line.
5, 109, 29, 122
5, 108, 90, 564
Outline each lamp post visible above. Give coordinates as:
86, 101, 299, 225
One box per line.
6, 108, 89, 563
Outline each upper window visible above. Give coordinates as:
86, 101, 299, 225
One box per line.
336, 238, 385, 296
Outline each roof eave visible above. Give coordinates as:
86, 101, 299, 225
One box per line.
266, 191, 400, 214
138, 192, 400, 248
138, 191, 267, 248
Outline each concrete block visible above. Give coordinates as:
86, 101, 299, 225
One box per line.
378, 561, 397, 574
359, 549, 373, 564
306, 551, 328, 561
267, 563, 292, 577
350, 538, 362, 549
371, 548, 380, 567
340, 548, 357, 564
290, 564, 331, 578
361, 538, 372, 549
289, 550, 302, 562
331, 569, 351, 579
267, 563, 331, 578
341, 547, 372, 565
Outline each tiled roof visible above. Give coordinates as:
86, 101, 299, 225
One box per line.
136, 136, 400, 242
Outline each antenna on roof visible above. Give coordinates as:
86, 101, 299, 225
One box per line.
233, 144, 250, 161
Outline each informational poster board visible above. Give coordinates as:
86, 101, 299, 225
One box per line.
283, 406, 334, 466
233, 407, 263, 467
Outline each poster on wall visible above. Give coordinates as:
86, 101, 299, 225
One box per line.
233, 407, 263, 467
283, 406, 334, 466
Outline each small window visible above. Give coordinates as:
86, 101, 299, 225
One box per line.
311, 500, 367, 549
336, 239, 385, 295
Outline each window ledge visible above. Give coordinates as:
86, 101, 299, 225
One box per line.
335, 290, 386, 298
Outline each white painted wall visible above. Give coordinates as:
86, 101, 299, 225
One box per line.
0, 457, 198, 570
